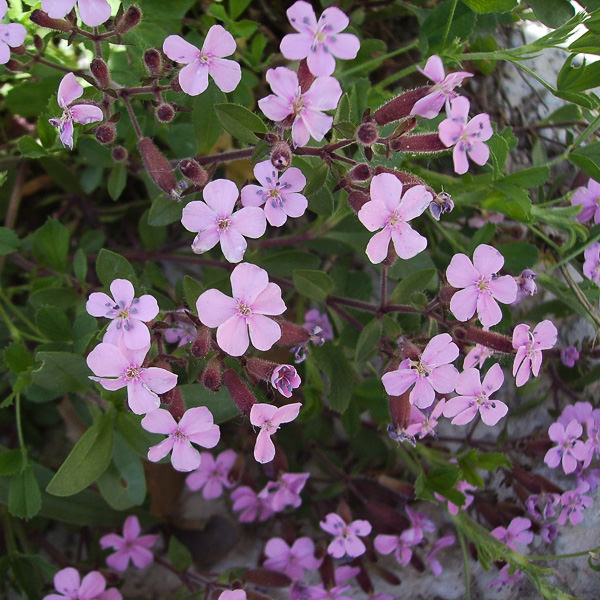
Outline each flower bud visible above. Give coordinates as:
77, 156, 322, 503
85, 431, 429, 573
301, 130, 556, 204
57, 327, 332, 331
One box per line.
111, 145, 128, 162
390, 133, 447, 153
245, 357, 276, 382
374, 166, 425, 188
397, 337, 420, 361
11, 45, 25, 56
95, 122, 116, 145
163, 386, 185, 422
374, 87, 430, 125
348, 163, 372, 182
143, 48, 162, 77
33, 34, 44, 51
191, 326, 212, 358
223, 369, 256, 417
270, 140, 293, 171
297, 58, 315, 93
30, 9, 72, 31
137, 137, 177, 195
4, 59, 23, 72
179, 158, 208, 188
276, 320, 310, 346
200, 356, 223, 392
454, 326, 513, 354
115, 5, 142, 34
429, 191, 454, 220
382, 242, 397, 267
156, 103, 175, 123
271, 365, 301, 398
356, 122, 378, 147
90, 58, 110, 88
170, 77, 182, 93
347, 190, 369, 212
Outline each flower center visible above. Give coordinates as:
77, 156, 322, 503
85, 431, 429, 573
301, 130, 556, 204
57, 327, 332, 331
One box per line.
413, 360, 429, 377
118, 308, 130, 320
217, 217, 231, 231
173, 428, 187, 441
292, 91, 304, 116
238, 301, 252, 316
477, 278, 489, 291
125, 366, 140, 380
387, 210, 401, 227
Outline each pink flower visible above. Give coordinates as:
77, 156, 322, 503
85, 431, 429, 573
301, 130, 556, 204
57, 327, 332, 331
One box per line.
358, 173, 431, 264
438, 96, 493, 174
561, 346, 579, 368
99, 515, 158, 571
41, 0, 111, 27
514, 269, 537, 303
258, 66, 342, 147
303, 309, 333, 341
411, 55, 473, 119
583, 241, 600, 283
374, 530, 420, 566
404, 400, 446, 439
43, 567, 121, 600
163, 310, 196, 347
572, 178, 600, 224
512, 320, 558, 387
241, 160, 307, 227
271, 365, 301, 398
231, 485, 274, 522
320, 512, 372, 558
49, 72, 103, 150
163, 25, 241, 96
86, 278, 159, 349
488, 565, 523, 591
86, 341, 177, 415
544, 419, 587, 475
446, 244, 517, 327
280, 0, 360, 77
196, 262, 286, 357
218, 592, 246, 600
258, 472, 309, 512
181, 179, 266, 263
382, 333, 459, 409
558, 401, 593, 428
443, 363, 508, 427
263, 537, 322, 580
141, 406, 220, 472
0, 1, 26, 65
250, 402, 302, 463
185, 449, 237, 499
463, 342, 493, 370
491, 517, 533, 552
558, 482, 593, 525
426, 534, 455, 576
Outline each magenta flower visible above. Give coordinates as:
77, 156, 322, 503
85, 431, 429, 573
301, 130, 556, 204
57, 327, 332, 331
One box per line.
258, 472, 310, 512
426, 534, 455, 576
303, 309, 334, 341
320, 512, 372, 558
280, 1, 360, 77
374, 529, 420, 566
163, 25, 241, 96
263, 537, 322, 580
41, 0, 111, 27
583, 241, 600, 283
241, 160, 307, 227
250, 402, 302, 463
86, 341, 177, 415
491, 517, 533, 552
181, 179, 266, 263
544, 419, 587, 475
512, 320, 558, 387
446, 244, 517, 327
358, 173, 431, 264
410, 55, 473, 119
196, 262, 286, 357
558, 401, 593, 428
141, 406, 220, 472
43, 567, 121, 600
185, 449, 237, 499
49, 72, 103, 150
86, 278, 159, 349
561, 346, 580, 368
230, 485, 274, 522
382, 333, 459, 409
463, 342, 493, 370
271, 365, 301, 398
99, 515, 158, 572
0, 0, 25, 65
572, 178, 600, 224
443, 363, 508, 427
438, 96, 493, 174
558, 482, 593, 525
258, 66, 342, 147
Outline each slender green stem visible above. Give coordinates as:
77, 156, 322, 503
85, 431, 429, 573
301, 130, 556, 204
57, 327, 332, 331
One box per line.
15, 394, 26, 459
458, 530, 471, 600
0, 289, 45, 341
378, 63, 418, 89
342, 39, 418, 78
528, 546, 600, 561
559, 264, 600, 330
0, 298, 21, 341
569, 113, 600, 151
549, 229, 600, 272
441, 0, 458, 50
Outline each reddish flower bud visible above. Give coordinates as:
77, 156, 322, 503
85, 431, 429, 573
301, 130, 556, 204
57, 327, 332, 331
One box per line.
111, 145, 128, 162
115, 5, 142, 33
373, 166, 428, 189
390, 133, 447, 153
347, 190, 369, 212
264, 133, 279, 145
143, 48, 162, 77
223, 369, 256, 417
191, 326, 212, 358
200, 356, 223, 392
30, 9, 72, 31
33, 34, 44, 51
439, 285, 457, 304
348, 163, 373, 181
397, 338, 421, 361
137, 137, 177, 194
90, 58, 110, 88
156, 103, 175, 123
179, 158, 209, 188
382, 242, 397, 267
297, 58, 315, 93
163, 386, 185, 422
245, 357, 276, 382
276, 320, 310, 346
95, 122, 116, 145
11, 45, 25, 56
270, 140, 293, 171
356, 121, 378, 146
4, 59, 22, 72
170, 77, 182, 93
388, 391, 411, 431
454, 326, 514, 354
374, 87, 430, 125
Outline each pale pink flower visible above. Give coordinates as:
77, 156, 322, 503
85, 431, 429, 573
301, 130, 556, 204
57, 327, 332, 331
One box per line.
488, 565, 523, 591
438, 96, 493, 174
49, 72, 103, 150
572, 178, 600, 224
404, 399, 446, 439
181, 179, 266, 263
86, 341, 177, 415
231, 485, 274, 522
141, 406, 220, 472
263, 537, 322, 580
196, 262, 286, 356
241, 160, 307, 227
258, 66, 342, 147
163, 25, 241, 96
557, 401, 593, 428
163, 310, 196, 347
443, 363, 508, 427
218, 592, 246, 600
271, 364, 301, 398
303, 309, 334, 341
426, 534, 455, 576
410, 55, 473, 119
43, 567, 121, 600
86, 278, 159, 349
463, 342, 493, 369
258, 472, 309, 512
558, 482, 593, 525
99, 515, 158, 571
280, 0, 360, 77
544, 419, 587, 474
320, 512, 372, 558
446, 244, 517, 327
514, 269, 537, 303
374, 529, 420, 566
491, 517, 533, 552
512, 320, 558, 387
185, 449, 237, 499
41, 0, 111, 27
561, 346, 580, 368
583, 242, 600, 283
406, 506, 435, 541
358, 172, 431, 264
382, 333, 459, 409
0, 0, 26, 65
250, 402, 302, 463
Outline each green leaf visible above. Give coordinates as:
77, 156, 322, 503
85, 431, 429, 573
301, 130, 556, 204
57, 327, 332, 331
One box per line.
8, 465, 42, 519
0, 450, 24, 476
475, 451, 512, 470
420, 0, 476, 54
462, 0, 516, 12
292, 269, 334, 302
569, 142, 600, 181
149, 193, 184, 226
302, 161, 329, 198
193, 84, 226, 154
180, 384, 239, 424
96, 248, 137, 287
497, 242, 539, 273
168, 535, 193, 572
17, 136, 48, 158
214, 103, 266, 144
32, 351, 91, 393
116, 411, 157, 457
500, 166, 550, 188
355, 318, 383, 363
72, 312, 98, 354
4, 342, 34, 374
183, 275, 204, 310
311, 345, 356, 413
527, 0, 575, 29
46, 412, 114, 497
257, 251, 320, 278
389, 269, 436, 303
0, 227, 20, 255
107, 163, 127, 201
483, 188, 532, 222
73, 248, 88, 282
558, 54, 600, 93
36, 306, 72, 342
32, 219, 70, 272
139, 209, 167, 251
229, 0, 252, 19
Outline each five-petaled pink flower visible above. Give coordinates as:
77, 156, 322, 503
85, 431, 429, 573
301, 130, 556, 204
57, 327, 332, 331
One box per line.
572, 178, 600, 224
512, 320, 558, 387
163, 25, 241, 96
491, 517, 533, 552
438, 96, 493, 174
263, 537, 322, 581
443, 363, 508, 426
181, 178, 266, 263
426, 535, 455, 576
250, 402, 302, 463
280, 0, 360, 77
258, 66, 342, 147
583, 241, 600, 284
411, 55, 473, 119
196, 262, 286, 357
49, 72, 103, 150
86, 278, 159, 349
258, 472, 310, 512
358, 172, 432, 264
141, 406, 220, 472
41, 0, 111, 27
382, 333, 459, 409
231, 485, 274, 523
271, 364, 301, 398
43, 567, 121, 600
99, 515, 158, 572
86, 341, 177, 415
374, 530, 420, 566
544, 419, 588, 475
241, 160, 308, 227
320, 512, 372, 558
0, 0, 26, 65
446, 244, 517, 327
185, 449, 237, 499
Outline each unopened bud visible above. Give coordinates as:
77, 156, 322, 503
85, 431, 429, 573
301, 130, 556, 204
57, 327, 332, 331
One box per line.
374, 87, 430, 125
111, 145, 128, 162
156, 103, 175, 123
429, 191, 454, 220
348, 163, 372, 182
223, 369, 257, 417
4, 59, 22, 72
276, 320, 310, 346
382, 242, 397, 267
245, 357, 276, 382
115, 5, 142, 34
356, 122, 378, 147
439, 285, 456, 305
90, 58, 110, 87
170, 77, 182, 93
191, 326, 212, 358
11, 45, 25, 56
137, 137, 177, 195
163, 386, 185, 421
270, 140, 293, 171
454, 326, 514, 354
374, 166, 426, 188
390, 133, 447, 153
347, 191, 369, 212
297, 58, 315, 93
200, 356, 223, 392
388, 391, 411, 430
397, 337, 421, 361
33, 34, 44, 51
179, 159, 208, 187
30, 9, 72, 31
95, 122, 116, 145
143, 48, 162, 77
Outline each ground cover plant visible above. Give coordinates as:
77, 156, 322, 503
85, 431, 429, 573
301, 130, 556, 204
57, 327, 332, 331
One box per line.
2, 0, 600, 598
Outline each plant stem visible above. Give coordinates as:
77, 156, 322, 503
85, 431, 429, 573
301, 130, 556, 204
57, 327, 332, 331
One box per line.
15, 394, 26, 459
458, 530, 471, 600
342, 39, 418, 77
441, 0, 458, 50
